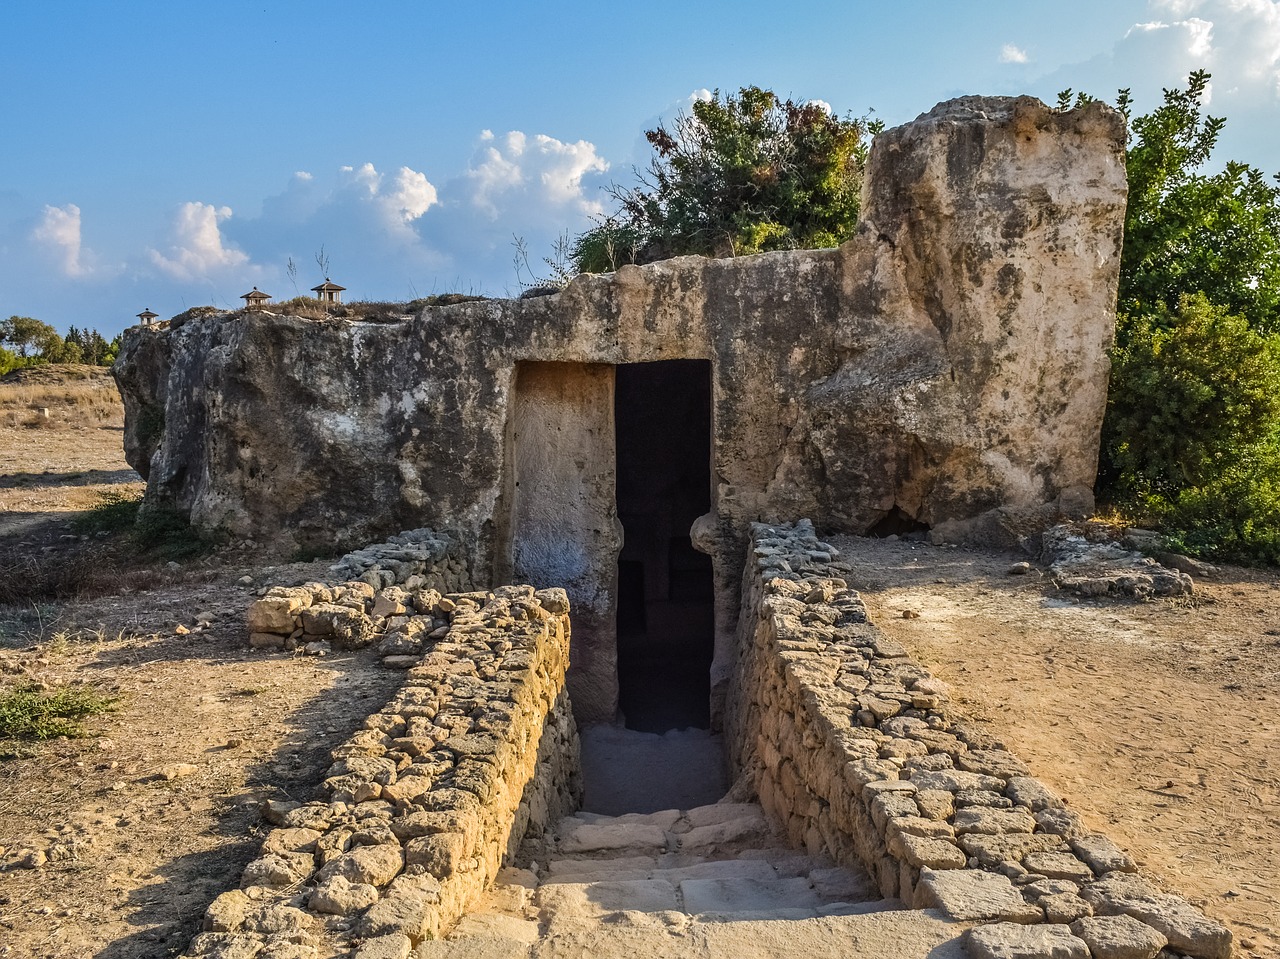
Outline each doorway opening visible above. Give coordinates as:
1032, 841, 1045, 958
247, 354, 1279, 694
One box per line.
613, 359, 714, 734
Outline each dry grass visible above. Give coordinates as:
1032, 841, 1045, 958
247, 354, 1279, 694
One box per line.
0, 368, 123, 430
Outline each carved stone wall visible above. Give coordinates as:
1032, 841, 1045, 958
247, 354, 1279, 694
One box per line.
116, 95, 1128, 726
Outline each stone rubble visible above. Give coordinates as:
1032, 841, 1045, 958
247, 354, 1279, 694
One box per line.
245, 529, 473, 664
1035, 524, 1193, 599
186, 584, 581, 958
728, 520, 1232, 959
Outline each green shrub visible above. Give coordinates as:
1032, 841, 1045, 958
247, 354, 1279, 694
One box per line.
0, 681, 118, 744
1143, 432, 1280, 565
1105, 294, 1280, 494
74, 489, 142, 535
1102, 293, 1280, 565
573, 86, 879, 271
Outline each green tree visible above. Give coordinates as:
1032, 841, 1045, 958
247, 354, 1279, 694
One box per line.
1105, 294, 1280, 493
1, 316, 63, 360
573, 86, 880, 272
1116, 70, 1280, 337
1099, 73, 1280, 563
82, 330, 111, 365
54, 339, 84, 364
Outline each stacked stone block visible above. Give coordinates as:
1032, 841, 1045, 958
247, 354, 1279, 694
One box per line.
728, 520, 1233, 959
246, 529, 473, 664
188, 584, 582, 959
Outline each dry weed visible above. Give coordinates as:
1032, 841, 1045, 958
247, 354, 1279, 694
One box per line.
0, 374, 123, 429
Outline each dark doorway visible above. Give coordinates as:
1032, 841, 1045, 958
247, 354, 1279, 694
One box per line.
614, 360, 714, 733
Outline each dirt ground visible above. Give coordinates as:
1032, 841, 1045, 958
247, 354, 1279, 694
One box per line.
1, 391, 1277, 958
0, 417, 402, 958
0, 366, 143, 539
832, 534, 1280, 959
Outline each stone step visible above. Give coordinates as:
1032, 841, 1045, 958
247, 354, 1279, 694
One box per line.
680, 876, 824, 917
532, 874, 881, 926
544, 802, 780, 859
415, 906, 966, 959
542, 850, 825, 884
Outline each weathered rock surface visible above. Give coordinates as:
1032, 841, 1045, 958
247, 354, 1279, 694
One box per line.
116, 95, 1125, 725
115, 95, 1125, 567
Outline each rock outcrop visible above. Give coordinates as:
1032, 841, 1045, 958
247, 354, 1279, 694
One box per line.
115, 96, 1125, 561
115, 96, 1126, 722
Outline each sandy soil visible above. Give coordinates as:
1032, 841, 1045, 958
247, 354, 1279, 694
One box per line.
831, 535, 1280, 959
0, 424, 144, 538
0, 420, 403, 959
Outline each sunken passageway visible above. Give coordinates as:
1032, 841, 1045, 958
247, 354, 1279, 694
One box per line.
613, 359, 715, 735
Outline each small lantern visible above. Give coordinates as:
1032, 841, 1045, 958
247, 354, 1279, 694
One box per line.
241, 287, 271, 311
311, 278, 345, 305
137, 308, 159, 326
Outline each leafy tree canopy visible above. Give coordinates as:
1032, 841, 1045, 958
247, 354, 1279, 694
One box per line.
1113, 70, 1280, 336
1, 316, 62, 358
573, 86, 881, 273
0, 316, 120, 372
1105, 293, 1280, 493
1094, 72, 1280, 564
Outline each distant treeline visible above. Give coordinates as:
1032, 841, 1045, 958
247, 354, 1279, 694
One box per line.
0, 316, 122, 375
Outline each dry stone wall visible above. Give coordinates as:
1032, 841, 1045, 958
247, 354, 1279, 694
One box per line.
728, 521, 1233, 959
188, 584, 581, 959
246, 529, 473, 666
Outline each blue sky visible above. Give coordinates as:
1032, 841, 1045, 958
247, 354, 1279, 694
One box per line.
4, 0, 1279, 337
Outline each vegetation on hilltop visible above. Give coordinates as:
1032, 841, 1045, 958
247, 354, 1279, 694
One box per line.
0, 316, 121, 376
571, 86, 881, 273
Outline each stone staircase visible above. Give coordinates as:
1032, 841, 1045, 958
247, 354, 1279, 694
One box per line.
412, 802, 967, 959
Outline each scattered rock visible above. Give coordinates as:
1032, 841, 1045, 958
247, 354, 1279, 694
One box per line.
968, 922, 1090, 959
1071, 914, 1167, 959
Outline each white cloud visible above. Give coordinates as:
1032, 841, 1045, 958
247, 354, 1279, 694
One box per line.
335, 162, 439, 228
1127, 1, 1280, 94
688, 88, 714, 105
384, 167, 437, 223
148, 202, 250, 280
1001, 44, 1030, 64
1128, 16, 1215, 59
1032, 0, 1280, 169
32, 203, 88, 278
805, 98, 834, 114
1153, 0, 1206, 15
463, 131, 608, 218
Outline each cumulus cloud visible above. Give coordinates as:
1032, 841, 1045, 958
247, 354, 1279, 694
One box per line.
1001, 44, 1030, 64
149, 202, 250, 280
333, 162, 439, 233
32, 203, 88, 277
1127, 1, 1280, 95
210, 161, 451, 300
1031, 0, 1280, 168
805, 98, 834, 114
1128, 16, 1215, 60
463, 130, 608, 218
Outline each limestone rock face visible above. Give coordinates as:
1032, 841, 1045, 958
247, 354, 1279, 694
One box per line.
114, 95, 1125, 571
